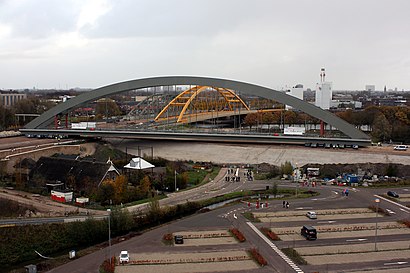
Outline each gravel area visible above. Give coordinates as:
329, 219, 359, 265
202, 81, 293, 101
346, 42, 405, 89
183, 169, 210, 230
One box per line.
280, 228, 410, 241
176, 237, 238, 246
115, 140, 410, 166
115, 260, 258, 273
258, 213, 377, 223
303, 249, 410, 265
295, 240, 410, 255
115, 250, 258, 273
272, 221, 404, 235
253, 208, 373, 218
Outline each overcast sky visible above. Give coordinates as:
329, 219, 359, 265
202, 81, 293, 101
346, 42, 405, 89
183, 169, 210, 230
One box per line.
1, 0, 409, 91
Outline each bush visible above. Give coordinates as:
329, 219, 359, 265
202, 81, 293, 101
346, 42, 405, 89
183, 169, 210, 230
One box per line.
229, 228, 246, 242
248, 248, 267, 266
162, 233, 173, 245
260, 227, 280, 240
99, 257, 115, 273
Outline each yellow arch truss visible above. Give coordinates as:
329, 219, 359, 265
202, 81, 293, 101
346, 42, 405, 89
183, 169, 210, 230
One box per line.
154, 86, 250, 123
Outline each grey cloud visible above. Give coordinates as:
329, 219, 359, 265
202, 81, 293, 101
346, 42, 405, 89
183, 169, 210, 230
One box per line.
0, 0, 80, 39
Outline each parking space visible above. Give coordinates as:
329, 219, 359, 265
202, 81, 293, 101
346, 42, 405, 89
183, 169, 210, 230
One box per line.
252, 207, 410, 269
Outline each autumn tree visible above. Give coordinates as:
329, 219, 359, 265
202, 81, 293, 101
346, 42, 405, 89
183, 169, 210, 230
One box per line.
244, 113, 258, 131
371, 113, 392, 142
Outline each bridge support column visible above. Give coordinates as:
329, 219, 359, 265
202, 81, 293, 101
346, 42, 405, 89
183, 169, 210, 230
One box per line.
320, 120, 325, 137
54, 115, 58, 129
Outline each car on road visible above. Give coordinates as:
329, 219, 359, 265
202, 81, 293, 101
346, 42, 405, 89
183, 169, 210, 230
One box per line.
119, 250, 129, 264
387, 191, 399, 198
174, 235, 184, 244
301, 225, 317, 240
306, 211, 317, 219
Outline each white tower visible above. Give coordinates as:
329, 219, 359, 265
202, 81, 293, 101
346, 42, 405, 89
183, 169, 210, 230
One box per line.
315, 68, 332, 110
286, 84, 304, 110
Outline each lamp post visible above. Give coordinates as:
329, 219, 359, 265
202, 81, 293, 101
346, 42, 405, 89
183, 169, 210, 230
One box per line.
374, 198, 380, 251
107, 208, 112, 264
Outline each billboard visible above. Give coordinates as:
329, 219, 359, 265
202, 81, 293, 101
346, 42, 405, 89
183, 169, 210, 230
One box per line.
284, 126, 305, 135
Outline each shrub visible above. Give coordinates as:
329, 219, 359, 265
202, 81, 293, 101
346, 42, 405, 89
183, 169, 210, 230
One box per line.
162, 233, 173, 245
260, 227, 280, 240
398, 219, 410, 228
99, 257, 115, 273
229, 228, 246, 242
248, 248, 267, 266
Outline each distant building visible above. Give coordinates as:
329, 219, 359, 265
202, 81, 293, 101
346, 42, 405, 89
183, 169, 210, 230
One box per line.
286, 84, 304, 110
315, 68, 332, 110
365, 85, 375, 92
0, 93, 27, 107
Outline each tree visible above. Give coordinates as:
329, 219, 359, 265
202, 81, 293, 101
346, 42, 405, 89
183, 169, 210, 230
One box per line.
139, 175, 151, 199
244, 113, 258, 131
371, 113, 392, 142
280, 161, 293, 176
113, 175, 128, 204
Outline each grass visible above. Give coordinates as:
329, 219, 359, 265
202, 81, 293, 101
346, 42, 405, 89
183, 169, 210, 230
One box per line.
282, 248, 307, 265
242, 212, 260, 222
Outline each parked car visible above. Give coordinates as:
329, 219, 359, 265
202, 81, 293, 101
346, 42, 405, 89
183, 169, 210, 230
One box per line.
174, 235, 184, 244
301, 225, 317, 240
394, 145, 408, 151
306, 211, 317, 219
119, 250, 129, 264
387, 191, 399, 198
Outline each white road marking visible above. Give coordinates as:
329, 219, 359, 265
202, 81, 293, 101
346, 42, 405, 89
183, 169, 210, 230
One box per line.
374, 195, 410, 212
233, 214, 237, 219
247, 222, 304, 273
346, 238, 367, 242
296, 207, 313, 210
332, 191, 339, 195
386, 209, 396, 214
384, 261, 408, 265
317, 220, 336, 224
399, 208, 410, 214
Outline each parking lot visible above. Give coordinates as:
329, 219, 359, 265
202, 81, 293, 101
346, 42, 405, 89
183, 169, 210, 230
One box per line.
253, 207, 410, 268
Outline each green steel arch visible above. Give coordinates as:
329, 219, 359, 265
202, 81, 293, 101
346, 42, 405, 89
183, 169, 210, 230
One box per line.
24, 76, 369, 139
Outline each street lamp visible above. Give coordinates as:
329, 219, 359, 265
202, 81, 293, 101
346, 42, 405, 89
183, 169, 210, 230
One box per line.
374, 198, 380, 251
107, 208, 112, 264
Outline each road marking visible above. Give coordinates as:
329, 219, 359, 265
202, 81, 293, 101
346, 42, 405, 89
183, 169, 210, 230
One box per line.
374, 195, 410, 212
346, 238, 367, 242
233, 213, 237, 219
386, 209, 396, 214
332, 191, 339, 195
399, 208, 410, 214
247, 222, 304, 273
384, 261, 408, 265
295, 207, 312, 210
317, 220, 336, 224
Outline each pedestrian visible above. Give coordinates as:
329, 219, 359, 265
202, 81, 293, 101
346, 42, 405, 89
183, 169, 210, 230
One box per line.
286, 201, 289, 209
283, 200, 286, 208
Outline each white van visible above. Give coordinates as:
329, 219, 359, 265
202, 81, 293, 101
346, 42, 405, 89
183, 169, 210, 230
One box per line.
394, 145, 408, 151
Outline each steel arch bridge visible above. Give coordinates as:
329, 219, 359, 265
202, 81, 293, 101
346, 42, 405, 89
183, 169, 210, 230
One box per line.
24, 76, 369, 140
154, 85, 250, 123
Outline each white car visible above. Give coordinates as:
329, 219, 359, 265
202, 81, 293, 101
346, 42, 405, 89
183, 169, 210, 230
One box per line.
394, 145, 408, 151
306, 211, 317, 219
119, 250, 129, 264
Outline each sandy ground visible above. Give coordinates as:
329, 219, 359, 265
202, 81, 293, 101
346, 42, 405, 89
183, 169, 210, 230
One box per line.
272, 221, 405, 235
296, 240, 410, 255
115, 260, 258, 273
114, 140, 410, 166
115, 250, 258, 273
280, 228, 410, 241
258, 213, 379, 223
303, 249, 410, 265
0, 188, 104, 217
